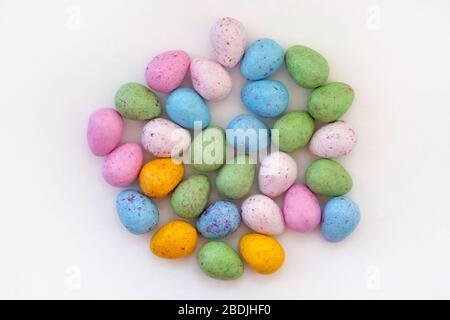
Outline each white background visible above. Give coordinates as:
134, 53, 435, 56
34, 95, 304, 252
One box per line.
1, 0, 450, 299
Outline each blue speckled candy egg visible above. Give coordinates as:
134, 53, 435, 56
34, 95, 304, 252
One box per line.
166, 88, 211, 129
240, 38, 284, 80
196, 200, 241, 239
116, 189, 159, 234
241, 80, 289, 118
321, 196, 360, 242
226, 114, 270, 153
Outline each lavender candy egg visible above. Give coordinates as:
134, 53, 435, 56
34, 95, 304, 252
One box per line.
141, 118, 191, 158
241, 194, 285, 235
211, 17, 246, 68
102, 143, 143, 187
196, 200, 241, 239
309, 121, 357, 158
190, 57, 232, 101
87, 108, 123, 156
259, 151, 297, 197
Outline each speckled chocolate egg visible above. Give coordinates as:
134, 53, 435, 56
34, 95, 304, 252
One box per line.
196, 200, 241, 239
171, 174, 210, 219
309, 121, 357, 158
283, 183, 321, 232
87, 108, 123, 156
216, 155, 256, 200
321, 196, 361, 242
305, 159, 352, 196
210, 17, 246, 68
166, 88, 211, 129
259, 151, 297, 197
115, 82, 161, 120
190, 57, 232, 101
139, 158, 184, 198
102, 143, 143, 187
141, 118, 191, 158
197, 241, 244, 280
190, 126, 226, 172
241, 80, 289, 118
240, 38, 284, 80
273, 111, 315, 152
241, 194, 285, 235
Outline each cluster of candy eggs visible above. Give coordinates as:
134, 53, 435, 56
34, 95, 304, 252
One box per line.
87, 17, 360, 280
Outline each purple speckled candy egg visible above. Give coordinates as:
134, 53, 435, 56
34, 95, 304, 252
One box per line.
87, 108, 123, 156
241, 194, 285, 235
102, 142, 143, 187
190, 57, 232, 101
141, 118, 191, 158
196, 200, 240, 239
309, 121, 357, 158
145, 50, 190, 93
210, 17, 246, 68
283, 183, 321, 232
259, 151, 297, 197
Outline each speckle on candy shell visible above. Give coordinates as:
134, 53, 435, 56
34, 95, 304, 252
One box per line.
102, 142, 143, 187
196, 200, 241, 239
150, 220, 198, 259
283, 183, 321, 233
239, 233, 285, 274
309, 121, 357, 158
190, 57, 232, 101
259, 151, 297, 197
211, 17, 246, 68
226, 114, 270, 153
240, 38, 284, 81
215, 155, 256, 200
87, 108, 123, 156
145, 50, 190, 93
171, 174, 211, 219
321, 196, 360, 243
116, 189, 159, 234
141, 118, 191, 158
305, 159, 352, 196
115, 82, 161, 120
241, 194, 285, 236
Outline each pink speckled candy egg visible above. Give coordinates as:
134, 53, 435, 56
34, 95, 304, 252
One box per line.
283, 184, 321, 232
141, 118, 191, 158
241, 194, 285, 235
102, 143, 143, 187
259, 152, 298, 197
145, 50, 190, 93
87, 108, 123, 156
211, 17, 246, 68
309, 121, 357, 158
190, 57, 232, 101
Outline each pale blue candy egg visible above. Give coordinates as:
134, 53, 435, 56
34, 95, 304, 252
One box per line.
196, 200, 241, 239
240, 38, 284, 80
116, 189, 159, 234
226, 114, 270, 153
321, 196, 360, 242
166, 88, 211, 129
241, 80, 289, 118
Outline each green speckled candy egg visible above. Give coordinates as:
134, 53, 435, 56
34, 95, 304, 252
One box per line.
273, 111, 315, 152
190, 126, 226, 172
171, 174, 210, 218
306, 159, 352, 196
216, 155, 256, 200
285, 45, 329, 89
307, 82, 355, 123
115, 82, 161, 120
197, 241, 244, 280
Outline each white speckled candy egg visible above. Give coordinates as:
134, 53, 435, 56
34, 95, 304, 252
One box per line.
190, 57, 232, 101
210, 17, 246, 68
241, 194, 285, 235
309, 121, 357, 158
259, 152, 298, 197
141, 118, 191, 158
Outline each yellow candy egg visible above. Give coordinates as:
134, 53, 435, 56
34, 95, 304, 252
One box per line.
239, 233, 285, 274
150, 220, 198, 259
139, 158, 184, 198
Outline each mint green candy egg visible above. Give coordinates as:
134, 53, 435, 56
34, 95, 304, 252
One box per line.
170, 174, 211, 219
115, 82, 161, 120
307, 82, 355, 123
216, 155, 256, 200
197, 241, 244, 280
306, 159, 352, 196
273, 111, 315, 152
190, 126, 226, 172
285, 45, 329, 89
